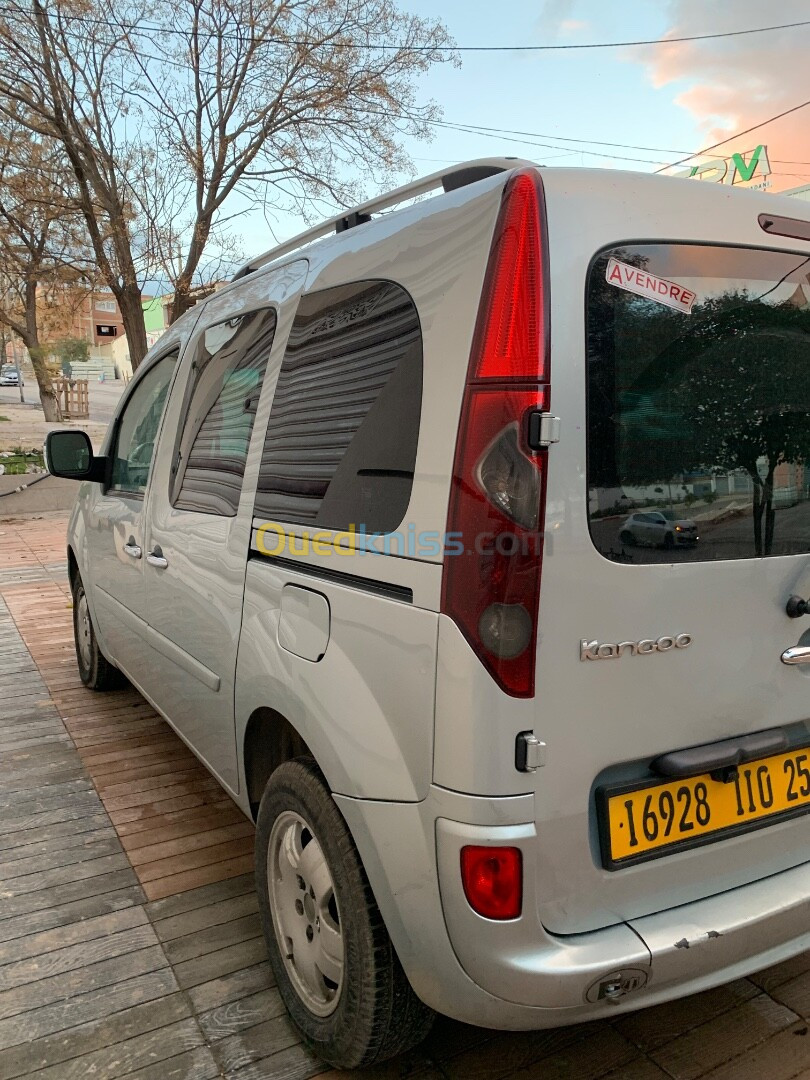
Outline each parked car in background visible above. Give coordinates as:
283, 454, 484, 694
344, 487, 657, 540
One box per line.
620, 509, 699, 548
45, 159, 810, 1069
0, 364, 23, 387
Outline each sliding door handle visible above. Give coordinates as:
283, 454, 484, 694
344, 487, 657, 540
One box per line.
123, 542, 142, 560
781, 645, 810, 665
146, 547, 168, 569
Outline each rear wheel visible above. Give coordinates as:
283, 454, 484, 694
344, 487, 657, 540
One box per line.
255, 757, 434, 1068
72, 576, 125, 691
619, 529, 636, 546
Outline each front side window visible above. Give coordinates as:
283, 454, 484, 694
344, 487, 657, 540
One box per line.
254, 280, 422, 532
110, 351, 178, 495
588, 243, 810, 563
172, 308, 276, 516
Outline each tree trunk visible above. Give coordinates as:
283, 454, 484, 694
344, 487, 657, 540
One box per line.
116, 286, 149, 372
28, 346, 62, 422
169, 219, 212, 324
763, 468, 776, 556
751, 475, 764, 557
23, 281, 62, 422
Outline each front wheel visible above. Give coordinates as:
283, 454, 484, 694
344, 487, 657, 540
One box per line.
255, 757, 434, 1068
72, 576, 125, 690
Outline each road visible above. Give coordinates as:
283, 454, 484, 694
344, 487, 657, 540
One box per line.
0, 376, 125, 427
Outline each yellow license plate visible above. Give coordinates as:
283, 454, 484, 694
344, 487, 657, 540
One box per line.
600, 746, 810, 869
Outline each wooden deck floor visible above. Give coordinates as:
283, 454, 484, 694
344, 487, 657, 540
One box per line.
0, 514, 808, 1080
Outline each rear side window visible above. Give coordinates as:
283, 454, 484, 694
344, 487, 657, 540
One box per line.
173, 308, 276, 516
588, 243, 810, 563
254, 280, 422, 532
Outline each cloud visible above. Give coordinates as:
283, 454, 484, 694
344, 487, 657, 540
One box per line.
560, 19, 589, 34
637, 0, 810, 190
534, 0, 579, 42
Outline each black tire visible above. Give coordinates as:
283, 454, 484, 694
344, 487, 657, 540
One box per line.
663, 532, 675, 550
619, 530, 636, 546
72, 576, 126, 691
255, 757, 434, 1069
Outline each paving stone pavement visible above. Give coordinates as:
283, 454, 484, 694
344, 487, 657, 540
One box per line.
0, 514, 809, 1080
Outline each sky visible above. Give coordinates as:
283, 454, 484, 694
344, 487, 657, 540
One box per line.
229, 0, 810, 267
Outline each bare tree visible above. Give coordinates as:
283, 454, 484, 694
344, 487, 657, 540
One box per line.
0, 128, 92, 421
0, 1, 454, 368
129, 0, 456, 320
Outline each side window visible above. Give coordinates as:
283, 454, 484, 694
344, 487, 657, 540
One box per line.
254, 280, 422, 533
172, 308, 277, 516
110, 351, 178, 496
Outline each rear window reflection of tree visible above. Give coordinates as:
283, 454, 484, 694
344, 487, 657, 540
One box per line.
589, 253, 810, 557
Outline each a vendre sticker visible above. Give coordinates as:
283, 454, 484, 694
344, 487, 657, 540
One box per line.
605, 257, 696, 314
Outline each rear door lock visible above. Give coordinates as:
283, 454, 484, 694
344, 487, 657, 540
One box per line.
515, 731, 546, 772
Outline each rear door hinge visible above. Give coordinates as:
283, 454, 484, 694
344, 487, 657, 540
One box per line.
515, 731, 546, 772
527, 412, 560, 450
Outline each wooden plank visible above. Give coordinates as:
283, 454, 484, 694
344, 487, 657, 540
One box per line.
119, 1045, 221, 1080
10, 1018, 205, 1080
186, 961, 274, 1016
224, 1040, 328, 1080
650, 994, 800, 1080
1, 851, 132, 897
0, 885, 145, 946
0, 822, 115, 861
0, 867, 141, 920
0, 954, 174, 1050
173, 936, 269, 991
142, 852, 255, 902
197, 987, 286, 1042
153, 890, 259, 944
211, 1012, 302, 1074
162, 913, 263, 965
136, 835, 254, 882
0, 924, 160, 994
0, 835, 123, 882
0, 906, 148, 967
116, 800, 244, 842
0, 991, 191, 1080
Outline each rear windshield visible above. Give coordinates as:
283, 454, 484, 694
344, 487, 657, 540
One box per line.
587, 243, 810, 563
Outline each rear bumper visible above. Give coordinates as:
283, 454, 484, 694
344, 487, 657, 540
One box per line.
336, 788, 810, 1029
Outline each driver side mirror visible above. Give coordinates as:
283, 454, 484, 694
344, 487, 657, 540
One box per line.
44, 431, 107, 483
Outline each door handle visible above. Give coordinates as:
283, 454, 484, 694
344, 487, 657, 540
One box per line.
781, 645, 810, 665
146, 548, 168, 569
123, 542, 142, 560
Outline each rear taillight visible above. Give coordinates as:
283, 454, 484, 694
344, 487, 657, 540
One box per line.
460, 845, 523, 920
441, 170, 549, 698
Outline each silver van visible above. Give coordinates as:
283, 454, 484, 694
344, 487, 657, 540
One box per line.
46, 158, 810, 1068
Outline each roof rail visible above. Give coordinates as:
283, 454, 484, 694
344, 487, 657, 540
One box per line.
231, 157, 538, 281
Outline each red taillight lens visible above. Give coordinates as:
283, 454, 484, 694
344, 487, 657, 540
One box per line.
443, 386, 547, 696
460, 845, 523, 920
470, 171, 546, 381
442, 169, 549, 698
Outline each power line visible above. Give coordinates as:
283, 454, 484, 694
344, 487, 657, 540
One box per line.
5, 10, 810, 171
657, 99, 810, 172
3, 9, 810, 52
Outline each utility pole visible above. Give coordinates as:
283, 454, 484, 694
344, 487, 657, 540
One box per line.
11, 338, 25, 404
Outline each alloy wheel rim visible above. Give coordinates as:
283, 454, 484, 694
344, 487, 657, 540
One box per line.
77, 593, 93, 668
267, 810, 344, 1017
